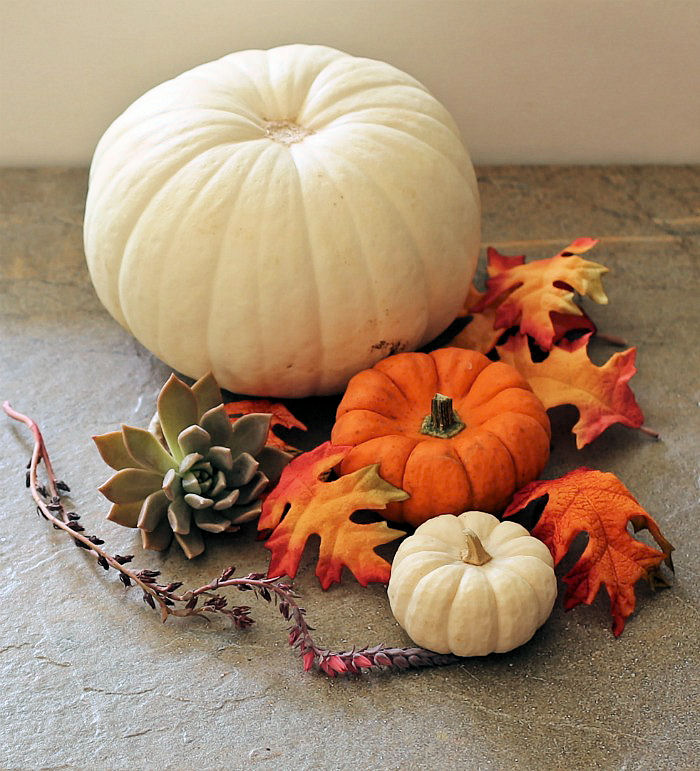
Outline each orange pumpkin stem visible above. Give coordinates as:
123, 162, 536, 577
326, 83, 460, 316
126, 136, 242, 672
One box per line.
460, 528, 492, 566
420, 393, 465, 439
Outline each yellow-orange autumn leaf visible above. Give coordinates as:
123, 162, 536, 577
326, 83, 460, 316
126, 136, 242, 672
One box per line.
455, 283, 487, 319
504, 468, 674, 636
258, 442, 408, 589
447, 306, 502, 354
447, 282, 502, 353
496, 333, 645, 448
474, 239, 608, 349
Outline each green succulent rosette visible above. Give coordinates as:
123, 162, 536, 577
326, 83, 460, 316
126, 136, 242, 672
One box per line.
93, 373, 291, 559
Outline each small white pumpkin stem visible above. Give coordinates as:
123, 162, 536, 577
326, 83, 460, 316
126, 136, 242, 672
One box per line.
460, 528, 492, 566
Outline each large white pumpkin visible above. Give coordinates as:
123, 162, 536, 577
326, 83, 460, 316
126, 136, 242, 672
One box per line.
84, 44, 480, 397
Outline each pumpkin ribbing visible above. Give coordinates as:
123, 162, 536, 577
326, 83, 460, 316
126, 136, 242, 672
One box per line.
83, 44, 481, 397
388, 511, 557, 656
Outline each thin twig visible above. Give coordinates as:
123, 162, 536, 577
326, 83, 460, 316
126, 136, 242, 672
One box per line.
3, 401, 461, 677
637, 425, 660, 440
485, 235, 681, 250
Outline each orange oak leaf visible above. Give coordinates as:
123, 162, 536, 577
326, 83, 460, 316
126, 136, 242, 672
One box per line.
448, 300, 597, 356
224, 399, 307, 452
258, 441, 408, 589
473, 239, 608, 350
447, 307, 502, 354
504, 468, 674, 636
448, 283, 503, 354
496, 333, 644, 448
456, 283, 487, 319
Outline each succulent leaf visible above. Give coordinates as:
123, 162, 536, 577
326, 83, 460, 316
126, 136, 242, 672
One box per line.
106, 501, 142, 528
97, 372, 292, 559
199, 405, 236, 447
99, 468, 163, 504
121, 425, 177, 474
208, 445, 234, 473
157, 375, 199, 461
174, 529, 205, 560
93, 430, 145, 471
191, 372, 223, 419
226, 451, 259, 487
257, 446, 293, 485
237, 472, 270, 505
162, 468, 181, 500
141, 518, 173, 552
194, 508, 231, 533
210, 470, 227, 498
229, 413, 271, 458
227, 500, 263, 524
181, 472, 201, 495
178, 425, 211, 455
138, 489, 169, 531
212, 488, 240, 510
167, 497, 191, 535
184, 493, 215, 510
179, 452, 203, 474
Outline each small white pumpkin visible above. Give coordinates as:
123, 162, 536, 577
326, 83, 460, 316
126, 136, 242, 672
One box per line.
84, 44, 480, 397
388, 511, 557, 656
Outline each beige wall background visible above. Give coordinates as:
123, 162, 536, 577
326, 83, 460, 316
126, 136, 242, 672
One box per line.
1, 0, 698, 165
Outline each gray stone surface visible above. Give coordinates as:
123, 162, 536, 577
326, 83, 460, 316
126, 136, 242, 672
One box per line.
1, 167, 699, 770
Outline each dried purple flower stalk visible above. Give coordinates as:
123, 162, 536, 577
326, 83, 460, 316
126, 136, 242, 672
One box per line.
3, 402, 461, 677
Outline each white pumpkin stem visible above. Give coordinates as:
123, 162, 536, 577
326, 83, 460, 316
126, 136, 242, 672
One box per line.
264, 120, 314, 145
460, 529, 492, 566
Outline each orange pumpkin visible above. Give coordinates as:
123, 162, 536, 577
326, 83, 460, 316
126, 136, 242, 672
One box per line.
331, 347, 551, 527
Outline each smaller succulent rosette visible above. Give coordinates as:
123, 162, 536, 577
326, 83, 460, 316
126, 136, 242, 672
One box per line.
94, 373, 291, 558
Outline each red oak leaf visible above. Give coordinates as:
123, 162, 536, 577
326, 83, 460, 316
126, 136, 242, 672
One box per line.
496, 333, 645, 448
549, 311, 597, 350
485, 246, 527, 275
258, 442, 407, 589
224, 399, 307, 452
504, 468, 674, 636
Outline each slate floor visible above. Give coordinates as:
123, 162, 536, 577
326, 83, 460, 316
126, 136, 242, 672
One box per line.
1, 167, 698, 770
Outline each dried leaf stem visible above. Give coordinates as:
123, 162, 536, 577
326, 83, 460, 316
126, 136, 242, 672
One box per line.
4, 401, 461, 677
